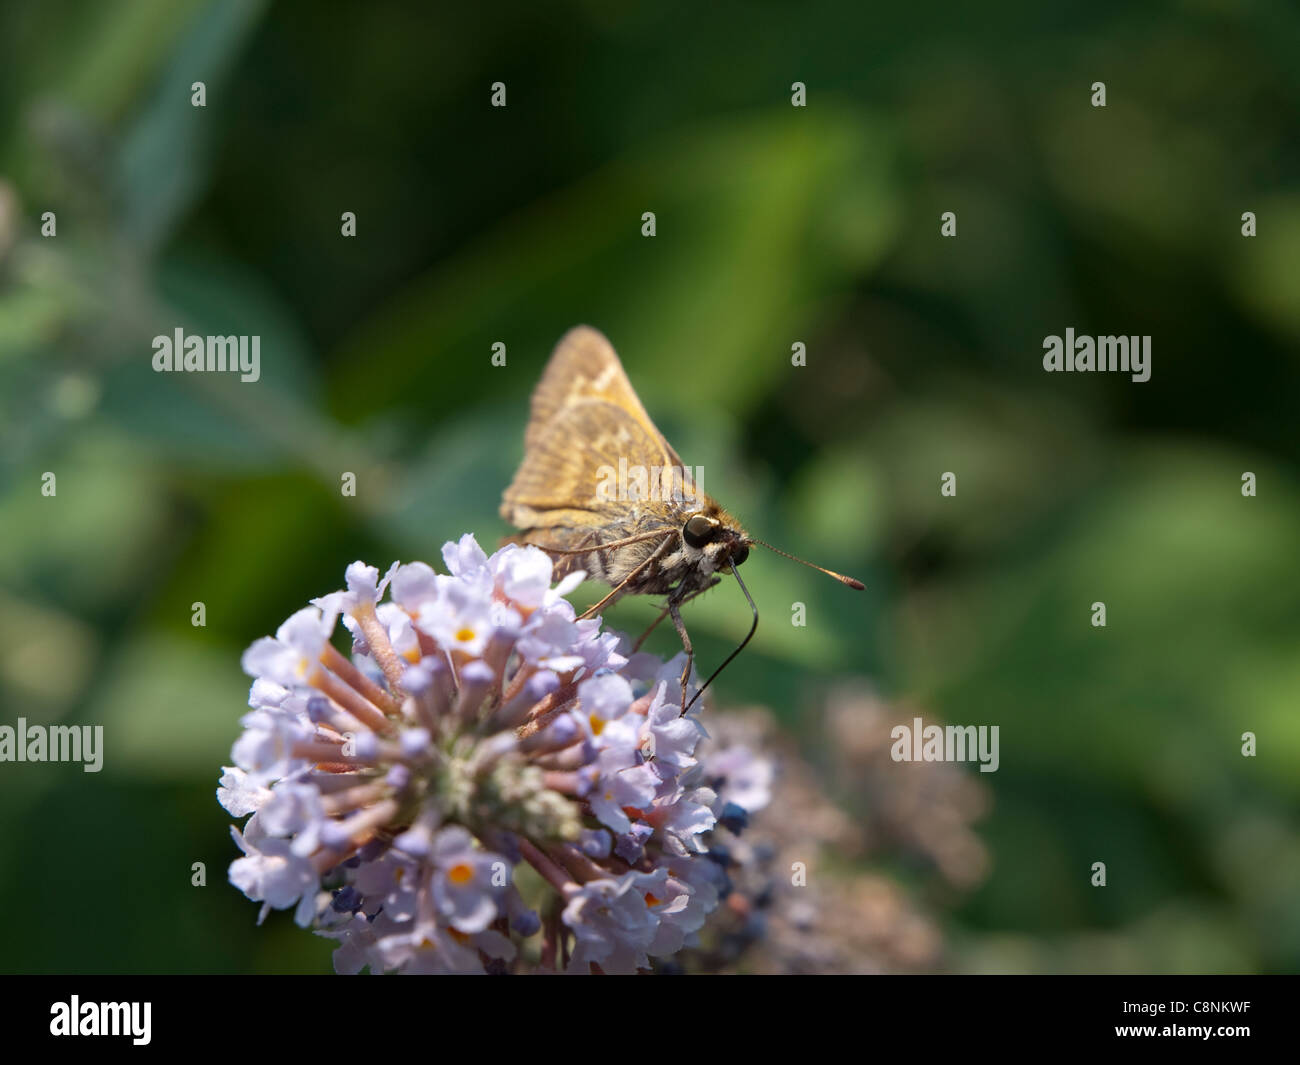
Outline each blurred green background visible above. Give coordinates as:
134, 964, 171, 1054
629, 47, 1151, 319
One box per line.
1, 0, 1298, 974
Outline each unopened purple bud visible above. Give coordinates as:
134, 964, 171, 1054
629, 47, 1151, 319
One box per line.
459, 660, 494, 689
548, 714, 579, 745
332, 884, 364, 913
320, 821, 354, 850
402, 663, 433, 694
718, 802, 749, 835
490, 669, 560, 731
409, 655, 453, 730
386, 764, 412, 790
519, 713, 579, 755
526, 671, 560, 702
399, 728, 432, 759
393, 825, 431, 858
455, 660, 496, 719
485, 626, 520, 674
349, 731, 378, 760
425, 655, 451, 683
306, 695, 332, 723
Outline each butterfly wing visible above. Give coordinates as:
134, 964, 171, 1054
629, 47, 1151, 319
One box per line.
501, 325, 685, 531
520, 326, 678, 457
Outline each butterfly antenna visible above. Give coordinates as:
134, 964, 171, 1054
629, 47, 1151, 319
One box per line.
749, 537, 865, 589
684, 556, 759, 713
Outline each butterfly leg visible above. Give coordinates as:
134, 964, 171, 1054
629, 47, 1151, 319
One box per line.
575, 533, 674, 621
633, 577, 721, 652
667, 596, 695, 712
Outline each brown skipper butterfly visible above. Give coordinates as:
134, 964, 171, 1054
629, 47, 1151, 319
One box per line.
501, 326, 863, 712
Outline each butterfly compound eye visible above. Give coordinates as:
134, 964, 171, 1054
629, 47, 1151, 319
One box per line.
683, 514, 715, 548
731, 544, 749, 566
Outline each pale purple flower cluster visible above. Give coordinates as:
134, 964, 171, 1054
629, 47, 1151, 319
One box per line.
219, 535, 771, 973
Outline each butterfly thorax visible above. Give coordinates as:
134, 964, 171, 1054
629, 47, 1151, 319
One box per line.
510, 497, 748, 601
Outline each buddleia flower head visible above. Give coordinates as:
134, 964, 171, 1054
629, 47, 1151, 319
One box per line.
218, 534, 771, 973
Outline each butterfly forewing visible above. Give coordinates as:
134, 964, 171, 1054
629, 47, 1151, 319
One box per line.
502, 398, 671, 523
501, 326, 731, 594
517, 326, 680, 463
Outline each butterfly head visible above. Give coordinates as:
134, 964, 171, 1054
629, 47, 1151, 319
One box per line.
681, 509, 866, 591
681, 511, 750, 573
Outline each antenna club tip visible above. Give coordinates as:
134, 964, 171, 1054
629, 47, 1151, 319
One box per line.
750, 536, 865, 590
